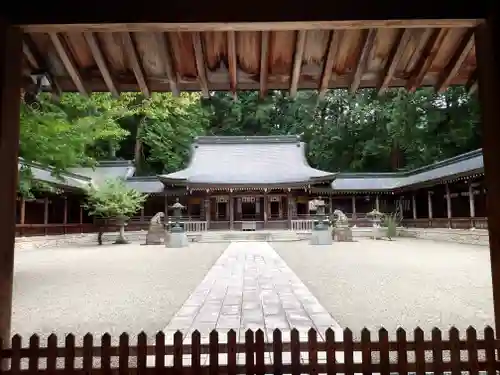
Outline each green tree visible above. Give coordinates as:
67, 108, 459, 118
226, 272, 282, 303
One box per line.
84, 178, 147, 244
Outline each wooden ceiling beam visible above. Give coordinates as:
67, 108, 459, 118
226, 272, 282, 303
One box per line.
227, 31, 238, 99
83, 32, 119, 97
121, 32, 150, 98
406, 28, 448, 92
290, 30, 307, 97
466, 69, 478, 95
350, 28, 376, 93
435, 29, 475, 93
319, 30, 342, 100
378, 29, 411, 95
49, 32, 87, 96
259, 31, 270, 99
155, 33, 179, 96
192, 32, 210, 98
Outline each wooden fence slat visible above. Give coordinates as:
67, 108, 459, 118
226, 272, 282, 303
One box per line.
449, 327, 461, 375
101, 333, 111, 375
245, 330, 254, 375
46, 334, 57, 374
484, 326, 496, 375
378, 328, 389, 375
64, 334, 75, 372
227, 330, 237, 375
83, 334, 93, 373
290, 329, 301, 375
137, 332, 147, 374
360, 328, 370, 375
10, 335, 21, 375
273, 329, 283, 375
191, 331, 201, 373
325, 328, 336, 375
396, 328, 407, 375
154, 332, 165, 372
466, 326, 479, 375
308, 329, 318, 375
255, 330, 265, 375
414, 327, 425, 375
431, 328, 443, 375
28, 335, 39, 375
343, 328, 354, 375
209, 330, 218, 375
174, 331, 183, 375
118, 333, 129, 375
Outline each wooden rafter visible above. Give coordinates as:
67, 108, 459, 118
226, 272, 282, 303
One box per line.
435, 29, 475, 92
155, 33, 179, 96
466, 69, 478, 95
378, 29, 412, 95
192, 32, 209, 98
83, 32, 119, 97
259, 31, 270, 99
319, 30, 342, 99
290, 30, 307, 97
227, 31, 238, 98
350, 28, 376, 93
22, 40, 38, 70
121, 32, 150, 97
49, 32, 87, 96
406, 28, 448, 92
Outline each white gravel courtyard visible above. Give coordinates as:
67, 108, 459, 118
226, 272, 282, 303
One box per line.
12, 238, 494, 342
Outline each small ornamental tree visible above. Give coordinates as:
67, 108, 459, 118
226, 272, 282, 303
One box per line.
84, 178, 147, 244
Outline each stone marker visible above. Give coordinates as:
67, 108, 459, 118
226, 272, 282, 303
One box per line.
145, 212, 165, 245
332, 209, 353, 241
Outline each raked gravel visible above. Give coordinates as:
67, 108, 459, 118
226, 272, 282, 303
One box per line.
12, 242, 227, 344
272, 238, 494, 340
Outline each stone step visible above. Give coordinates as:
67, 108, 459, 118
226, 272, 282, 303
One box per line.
199, 231, 302, 243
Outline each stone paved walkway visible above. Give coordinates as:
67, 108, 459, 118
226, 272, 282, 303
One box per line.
157, 242, 350, 366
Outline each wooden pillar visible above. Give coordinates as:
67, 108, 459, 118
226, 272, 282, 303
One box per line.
63, 197, 68, 224
329, 196, 333, 214
375, 195, 380, 211
427, 190, 433, 219
0, 21, 22, 345
412, 194, 417, 220
205, 197, 210, 227
79, 205, 83, 225
475, 17, 500, 332
43, 197, 49, 225
164, 194, 169, 222
140, 207, 145, 222
229, 193, 234, 230
351, 196, 356, 219
287, 192, 292, 229
263, 192, 268, 224
20, 197, 25, 225
469, 181, 476, 219
445, 183, 452, 228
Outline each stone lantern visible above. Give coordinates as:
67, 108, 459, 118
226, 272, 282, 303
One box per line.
170, 198, 185, 233
366, 209, 384, 240
309, 197, 332, 245
166, 198, 189, 248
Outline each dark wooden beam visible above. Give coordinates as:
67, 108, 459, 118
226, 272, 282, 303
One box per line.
378, 29, 412, 95
0, 21, 23, 345
83, 32, 119, 97
192, 32, 209, 98
259, 31, 270, 99
467, 70, 478, 95
290, 30, 307, 97
436, 29, 475, 93
227, 30, 238, 98
22, 40, 38, 69
319, 30, 342, 100
49, 32, 87, 96
350, 28, 376, 93
406, 28, 448, 92
474, 17, 500, 334
121, 32, 150, 97
23, 35, 61, 95
155, 33, 179, 96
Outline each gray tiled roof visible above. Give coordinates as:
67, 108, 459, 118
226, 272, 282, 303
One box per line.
125, 177, 164, 193
68, 160, 135, 186
159, 136, 335, 186
332, 149, 484, 191
19, 160, 92, 190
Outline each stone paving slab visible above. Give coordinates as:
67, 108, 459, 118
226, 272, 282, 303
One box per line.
146, 241, 360, 367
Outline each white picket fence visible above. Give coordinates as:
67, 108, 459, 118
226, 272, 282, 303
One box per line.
184, 221, 208, 232
291, 219, 314, 231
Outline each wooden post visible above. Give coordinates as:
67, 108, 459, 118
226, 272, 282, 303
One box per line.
205, 197, 210, 228
427, 190, 433, 219
20, 197, 25, 225
63, 197, 68, 224
229, 193, 234, 230
329, 196, 333, 214
140, 207, 145, 222
263, 192, 268, 225
445, 183, 452, 228
375, 195, 380, 211
412, 194, 417, 220
79, 205, 83, 225
287, 192, 292, 230
0, 20, 22, 345
44, 197, 49, 225
469, 181, 476, 219
164, 194, 169, 223
475, 17, 500, 332
351, 196, 356, 219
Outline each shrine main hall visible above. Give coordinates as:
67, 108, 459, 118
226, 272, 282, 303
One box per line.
16, 134, 486, 235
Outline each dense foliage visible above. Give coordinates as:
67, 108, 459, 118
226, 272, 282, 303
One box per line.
19, 87, 481, 194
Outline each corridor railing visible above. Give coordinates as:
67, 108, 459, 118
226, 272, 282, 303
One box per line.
0, 327, 497, 374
